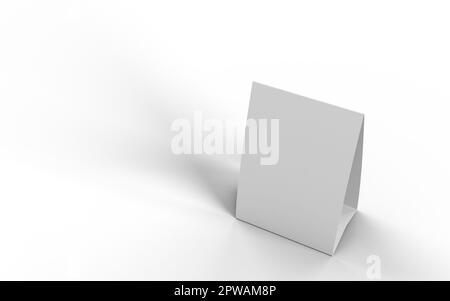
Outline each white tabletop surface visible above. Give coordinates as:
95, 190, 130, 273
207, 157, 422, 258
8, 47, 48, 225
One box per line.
1, 1, 450, 280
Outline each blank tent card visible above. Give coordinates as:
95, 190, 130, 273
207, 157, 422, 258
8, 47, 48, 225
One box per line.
236, 82, 364, 255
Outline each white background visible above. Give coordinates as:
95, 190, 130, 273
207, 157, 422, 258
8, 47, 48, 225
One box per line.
1, 1, 450, 280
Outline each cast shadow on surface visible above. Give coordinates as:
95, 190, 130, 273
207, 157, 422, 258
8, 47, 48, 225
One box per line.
136, 81, 241, 216
86, 54, 243, 217
187, 155, 240, 216
142, 94, 241, 216
110, 75, 241, 216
